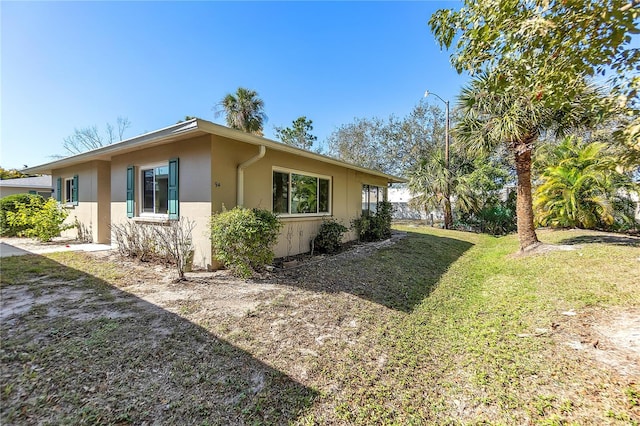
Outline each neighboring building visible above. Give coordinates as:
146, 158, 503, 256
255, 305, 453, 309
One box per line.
24, 119, 405, 269
0, 175, 53, 198
388, 187, 424, 220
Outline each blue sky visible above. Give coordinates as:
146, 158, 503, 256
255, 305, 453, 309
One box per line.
1, 1, 467, 170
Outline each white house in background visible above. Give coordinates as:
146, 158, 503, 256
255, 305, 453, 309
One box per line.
0, 176, 53, 198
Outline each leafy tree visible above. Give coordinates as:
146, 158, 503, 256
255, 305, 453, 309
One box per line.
326, 117, 387, 172
326, 101, 445, 177
454, 73, 603, 250
534, 136, 638, 230
409, 145, 512, 228
0, 167, 28, 180
62, 117, 131, 155
177, 116, 197, 123
216, 87, 267, 136
429, 0, 639, 166
274, 116, 317, 150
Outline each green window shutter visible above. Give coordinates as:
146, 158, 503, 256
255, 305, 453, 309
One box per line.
56, 178, 62, 202
126, 166, 135, 218
168, 158, 179, 219
28, 190, 36, 195
72, 175, 79, 206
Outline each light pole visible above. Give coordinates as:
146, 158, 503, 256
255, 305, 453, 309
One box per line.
424, 90, 452, 229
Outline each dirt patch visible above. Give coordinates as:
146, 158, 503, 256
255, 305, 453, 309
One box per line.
509, 242, 578, 258
553, 307, 640, 378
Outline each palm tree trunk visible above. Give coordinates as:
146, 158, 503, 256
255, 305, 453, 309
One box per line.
443, 196, 453, 229
514, 142, 540, 251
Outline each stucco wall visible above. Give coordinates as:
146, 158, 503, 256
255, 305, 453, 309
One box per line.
110, 135, 213, 269
227, 141, 389, 258
52, 160, 110, 243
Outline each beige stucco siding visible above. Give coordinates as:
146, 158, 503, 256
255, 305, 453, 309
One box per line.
240, 146, 389, 258
51, 160, 111, 243
110, 135, 213, 268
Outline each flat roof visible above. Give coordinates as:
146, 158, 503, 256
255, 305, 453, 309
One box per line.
0, 175, 52, 188
23, 119, 406, 183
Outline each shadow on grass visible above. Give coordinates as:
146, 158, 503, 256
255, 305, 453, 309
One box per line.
0, 254, 317, 425
277, 231, 474, 313
559, 234, 640, 248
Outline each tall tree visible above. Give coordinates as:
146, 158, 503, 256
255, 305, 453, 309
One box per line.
216, 87, 267, 136
62, 117, 131, 155
326, 101, 445, 177
455, 73, 603, 250
274, 116, 317, 150
429, 0, 639, 162
326, 117, 387, 172
408, 144, 512, 227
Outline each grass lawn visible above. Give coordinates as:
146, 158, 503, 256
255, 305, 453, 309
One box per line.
1, 226, 638, 425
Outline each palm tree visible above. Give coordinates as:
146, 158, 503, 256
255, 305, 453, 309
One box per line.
534, 136, 638, 230
216, 87, 267, 136
455, 73, 603, 251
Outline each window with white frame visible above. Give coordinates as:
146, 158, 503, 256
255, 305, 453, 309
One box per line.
362, 184, 386, 214
127, 159, 179, 219
64, 178, 74, 204
141, 165, 169, 215
273, 169, 331, 215
56, 175, 78, 205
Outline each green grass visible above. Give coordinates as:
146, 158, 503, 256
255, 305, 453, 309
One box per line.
1, 228, 638, 424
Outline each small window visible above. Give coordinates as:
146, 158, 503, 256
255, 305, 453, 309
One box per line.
128, 159, 178, 219
64, 178, 74, 204
362, 184, 385, 214
272, 169, 331, 215
141, 165, 169, 215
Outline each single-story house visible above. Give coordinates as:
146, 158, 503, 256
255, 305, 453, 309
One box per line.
24, 118, 405, 269
0, 175, 53, 198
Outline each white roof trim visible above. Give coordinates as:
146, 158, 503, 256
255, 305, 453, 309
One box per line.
23, 118, 405, 183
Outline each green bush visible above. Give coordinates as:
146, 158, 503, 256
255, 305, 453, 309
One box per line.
457, 192, 517, 236
0, 193, 45, 236
210, 207, 282, 278
352, 201, 394, 242
6, 198, 72, 242
314, 219, 348, 254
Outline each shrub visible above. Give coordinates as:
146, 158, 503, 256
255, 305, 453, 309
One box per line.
210, 207, 282, 278
111, 221, 157, 261
153, 218, 196, 280
352, 201, 394, 242
6, 198, 72, 242
0, 193, 45, 237
111, 218, 196, 279
313, 219, 348, 254
456, 192, 517, 236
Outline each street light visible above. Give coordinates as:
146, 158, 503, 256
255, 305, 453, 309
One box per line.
424, 90, 452, 229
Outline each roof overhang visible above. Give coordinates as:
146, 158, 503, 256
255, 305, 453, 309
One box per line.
23, 118, 406, 183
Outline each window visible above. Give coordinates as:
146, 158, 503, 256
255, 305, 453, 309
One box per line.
56, 175, 78, 205
273, 169, 331, 215
362, 184, 385, 214
142, 165, 169, 214
127, 158, 179, 219
64, 178, 74, 204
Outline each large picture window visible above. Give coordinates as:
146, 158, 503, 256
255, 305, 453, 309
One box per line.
273, 169, 331, 215
362, 184, 385, 214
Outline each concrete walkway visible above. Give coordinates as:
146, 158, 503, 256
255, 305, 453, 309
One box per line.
0, 238, 113, 258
